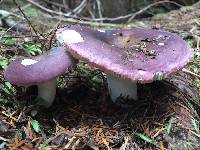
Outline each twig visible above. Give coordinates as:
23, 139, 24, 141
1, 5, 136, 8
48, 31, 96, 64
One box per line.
48, 24, 60, 49
16, 43, 32, 57
193, 1, 200, 7
27, 0, 88, 21
182, 68, 200, 78
193, 35, 200, 50
0, 136, 10, 142
0, 21, 23, 41
64, 136, 77, 149
0, 9, 24, 20
92, 0, 182, 22
119, 136, 129, 150
96, 0, 103, 22
127, 0, 183, 22
47, 16, 140, 28
27, 0, 182, 22
0, 35, 42, 39
88, 8, 96, 20
190, 130, 200, 138
12, 0, 40, 40
42, 0, 71, 11
12, 4, 32, 14
70, 0, 87, 15
1, 111, 18, 122
44, 131, 66, 145
72, 138, 80, 150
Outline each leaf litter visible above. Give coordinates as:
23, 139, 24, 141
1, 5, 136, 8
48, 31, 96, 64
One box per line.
0, 2, 200, 150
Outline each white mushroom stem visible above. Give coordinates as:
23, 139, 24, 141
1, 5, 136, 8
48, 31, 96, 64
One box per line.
37, 79, 57, 107
106, 74, 137, 102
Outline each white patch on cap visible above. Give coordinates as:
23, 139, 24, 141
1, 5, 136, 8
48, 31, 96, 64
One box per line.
21, 59, 38, 66
58, 30, 84, 44
158, 42, 165, 46
98, 29, 105, 32
138, 70, 146, 75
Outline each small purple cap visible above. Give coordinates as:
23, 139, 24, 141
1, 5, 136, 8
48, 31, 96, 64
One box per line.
56, 25, 193, 83
4, 47, 75, 86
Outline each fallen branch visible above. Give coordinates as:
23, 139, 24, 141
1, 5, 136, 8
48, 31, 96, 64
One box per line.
127, 0, 183, 22
27, 0, 183, 22
27, 0, 90, 21
48, 16, 140, 28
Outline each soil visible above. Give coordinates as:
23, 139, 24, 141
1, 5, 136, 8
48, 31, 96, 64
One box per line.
0, 1, 200, 150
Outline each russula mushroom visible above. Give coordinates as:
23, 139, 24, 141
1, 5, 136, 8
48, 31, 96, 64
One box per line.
56, 25, 193, 102
4, 47, 75, 107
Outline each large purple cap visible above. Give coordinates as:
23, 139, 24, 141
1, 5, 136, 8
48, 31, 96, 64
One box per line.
56, 25, 193, 83
4, 47, 75, 86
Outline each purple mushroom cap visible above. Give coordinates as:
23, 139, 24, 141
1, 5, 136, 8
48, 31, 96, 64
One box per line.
4, 47, 75, 86
56, 25, 193, 83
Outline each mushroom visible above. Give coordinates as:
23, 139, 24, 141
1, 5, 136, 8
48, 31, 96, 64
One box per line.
56, 25, 193, 102
4, 47, 75, 107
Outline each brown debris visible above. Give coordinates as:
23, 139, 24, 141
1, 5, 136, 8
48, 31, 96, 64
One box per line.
0, 1, 200, 149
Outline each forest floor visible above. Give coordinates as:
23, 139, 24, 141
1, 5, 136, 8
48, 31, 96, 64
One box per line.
0, 1, 200, 150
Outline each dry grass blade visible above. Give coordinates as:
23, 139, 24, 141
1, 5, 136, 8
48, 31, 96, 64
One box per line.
182, 68, 200, 78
